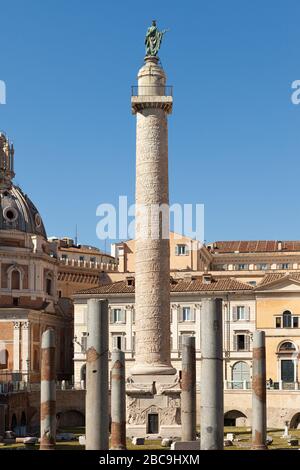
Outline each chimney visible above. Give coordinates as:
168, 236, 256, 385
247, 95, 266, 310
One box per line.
126, 276, 135, 287
203, 274, 213, 284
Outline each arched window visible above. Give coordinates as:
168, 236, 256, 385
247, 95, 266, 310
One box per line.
0, 349, 8, 369
11, 270, 20, 290
283, 311, 292, 328
278, 342, 297, 384
279, 341, 296, 353
232, 361, 250, 389
46, 275, 52, 296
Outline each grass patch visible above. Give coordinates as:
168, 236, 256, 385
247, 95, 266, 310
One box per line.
1, 426, 300, 450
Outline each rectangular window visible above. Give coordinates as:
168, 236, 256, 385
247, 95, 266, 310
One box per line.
293, 317, 299, 328
275, 317, 282, 328
90, 256, 96, 263
112, 335, 125, 350
257, 263, 268, 270
175, 244, 188, 256
81, 333, 87, 353
237, 264, 248, 271
110, 308, 126, 324
233, 306, 250, 321
237, 306, 245, 320
237, 335, 245, 350
279, 263, 289, 270
234, 334, 250, 351
61, 254, 68, 260
79, 256, 85, 262
183, 307, 191, 322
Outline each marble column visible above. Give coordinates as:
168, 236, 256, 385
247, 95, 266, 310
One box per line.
131, 57, 174, 376
13, 321, 20, 371
21, 321, 30, 379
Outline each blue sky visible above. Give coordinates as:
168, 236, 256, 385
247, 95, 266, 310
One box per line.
1, 0, 300, 250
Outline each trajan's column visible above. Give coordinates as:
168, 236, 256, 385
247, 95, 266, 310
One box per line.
127, 21, 181, 438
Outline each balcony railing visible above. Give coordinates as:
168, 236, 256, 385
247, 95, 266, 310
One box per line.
131, 85, 173, 97
0, 379, 74, 393
224, 380, 300, 391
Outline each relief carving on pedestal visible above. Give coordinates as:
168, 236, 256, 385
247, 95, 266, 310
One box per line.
127, 398, 147, 425
127, 396, 181, 426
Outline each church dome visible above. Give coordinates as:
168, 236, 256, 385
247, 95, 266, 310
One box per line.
0, 132, 47, 238
0, 185, 47, 238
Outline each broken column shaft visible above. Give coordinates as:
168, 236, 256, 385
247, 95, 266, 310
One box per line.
181, 336, 196, 441
85, 299, 109, 450
40, 329, 56, 450
200, 298, 224, 450
110, 349, 126, 450
251, 330, 267, 450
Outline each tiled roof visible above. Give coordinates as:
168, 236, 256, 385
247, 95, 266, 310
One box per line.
75, 277, 253, 296
257, 272, 300, 287
211, 240, 300, 253
257, 273, 286, 287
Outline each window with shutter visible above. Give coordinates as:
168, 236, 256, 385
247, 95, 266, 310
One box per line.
175, 245, 179, 255
120, 309, 126, 324
178, 308, 183, 323
109, 309, 114, 324
233, 335, 238, 351
191, 308, 195, 322
246, 306, 250, 321
232, 306, 237, 322
81, 335, 87, 353
245, 335, 250, 351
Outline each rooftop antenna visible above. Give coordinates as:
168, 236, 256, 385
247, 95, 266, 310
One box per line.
75, 224, 78, 246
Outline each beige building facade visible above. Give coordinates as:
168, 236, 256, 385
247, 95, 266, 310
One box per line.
73, 237, 300, 430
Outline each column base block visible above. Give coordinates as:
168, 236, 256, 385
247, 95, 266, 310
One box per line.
126, 374, 181, 439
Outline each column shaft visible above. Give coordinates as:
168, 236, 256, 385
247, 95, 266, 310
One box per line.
85, 299, 109, 450
200, 298, 223, 450
181, 336, 196, 441
110, 349, 126, 450
40, 329, 56, 450
251, 330, 267, 450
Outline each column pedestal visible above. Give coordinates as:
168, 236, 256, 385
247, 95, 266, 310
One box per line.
126, 374, 181, 438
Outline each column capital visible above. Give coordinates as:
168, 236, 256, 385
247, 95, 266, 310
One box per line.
13, 321, 21, 329
171, 304, 180, 310
21, 321, 29, 329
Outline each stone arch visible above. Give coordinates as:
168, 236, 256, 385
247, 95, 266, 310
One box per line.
224, 410, 247, 427
290, 413, 300, 429
56, 410, 84, 428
